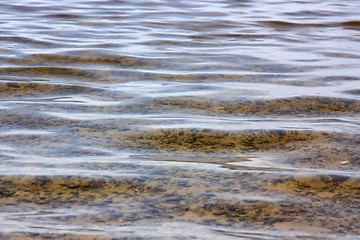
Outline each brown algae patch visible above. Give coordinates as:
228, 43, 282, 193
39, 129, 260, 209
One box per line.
125, 129, 322, 153
2, 173, 360, 236
0, 67, 101, 80
3, 53, 168, 69
123, 129, 360, 170
0, 176, 164, 209
144, 96, 360, 116
265, 175, 360, 201
0, 82, 95, 97
1, 170, 359, 236
0, 81, 129, 100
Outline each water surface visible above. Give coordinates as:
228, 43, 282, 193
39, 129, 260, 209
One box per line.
1, 0, 360, 239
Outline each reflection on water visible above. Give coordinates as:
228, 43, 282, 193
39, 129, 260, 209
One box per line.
1, 0, 360, 239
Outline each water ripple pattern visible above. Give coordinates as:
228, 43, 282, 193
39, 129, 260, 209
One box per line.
0, 0, 360, 239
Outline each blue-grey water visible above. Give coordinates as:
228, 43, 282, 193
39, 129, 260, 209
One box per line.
1, 0, 360, 239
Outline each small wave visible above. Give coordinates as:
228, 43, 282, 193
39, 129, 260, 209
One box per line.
41, 14, 84, 19
259, 20, 360, 29
345, 89, 360, 96
319, 51, 360, 59
12, 52, 169, 69
0, 36, 56, 48
341, 21, 360, 27
259, 20, 323, 28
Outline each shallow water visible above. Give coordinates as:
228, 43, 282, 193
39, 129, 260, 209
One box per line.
1, 0, 360, 239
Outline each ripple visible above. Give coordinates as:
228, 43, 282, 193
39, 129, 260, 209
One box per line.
41, 14, 85, 19
0, 36, 56, 48
2, 52, 170, 69
345, 90, 360, 96
259, 20, 360, 29
1, 0, 360, 238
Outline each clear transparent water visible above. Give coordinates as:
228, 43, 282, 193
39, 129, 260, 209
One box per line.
0, 0, 360, 239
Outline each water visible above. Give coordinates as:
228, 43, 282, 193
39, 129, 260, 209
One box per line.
1, 0, 360, 239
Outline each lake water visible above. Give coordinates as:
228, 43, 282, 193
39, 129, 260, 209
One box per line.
1, 0, 360, 239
